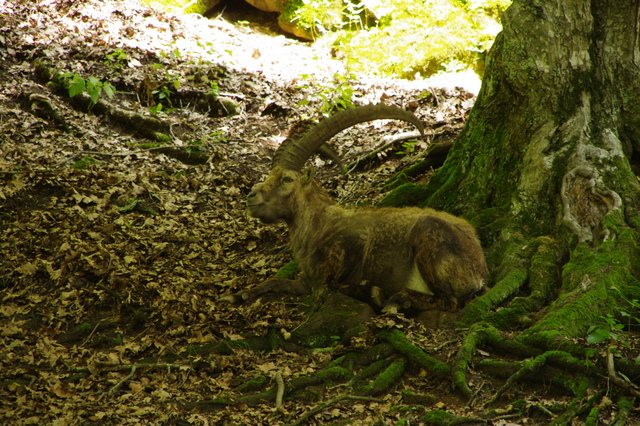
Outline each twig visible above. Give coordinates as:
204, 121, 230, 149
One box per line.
80, 320, 103, 347
531, 402, 555, 418
286, 395, 383, 426
72, 362, 186, 374
275, 370, 287, 415
105, 365, 137, 398
467, 380, 485, 407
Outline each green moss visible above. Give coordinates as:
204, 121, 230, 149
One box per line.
74, 322, 93, 334
518, 329, 588, 357
71, 156, 99, 170
382, 172, 410, 192
585, 406, 600, 426
401, 390, 437, 406
315, 366, 352, 384
378, 182, 431, 207
353, 357, 395, 386
236, 375, 268, 393
524, 237, 561, 308
292, 293, 373, 348
454, 322, 538, 397
491, 351, 595, 402
274, 260, 300, 279
380, 329, 450, 378
522, 230, 640, 344
423, 409, 454, 426
484, 306, 533, 330
485, 237, 562, 329
357, 358, 406, 396
461, 266, 528, 327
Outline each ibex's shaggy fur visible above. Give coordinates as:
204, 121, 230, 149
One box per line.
243, 167, 487, 312
224, 105, 487, 312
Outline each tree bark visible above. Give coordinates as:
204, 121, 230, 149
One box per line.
389, 1, 640, 347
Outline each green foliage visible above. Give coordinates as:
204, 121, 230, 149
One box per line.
209, 130, 227, 143
104, 49, 128, 74
587, 314, 624, 345
274, 260, 301, 279
207, 81, 220, 99
332, 0, 510, 78
282, 0, 364, 38
141, 0, 212, 15
396, 141, 417, 155
152, 85, 174, 105
297, 72, 355, 115
60, 72, 116, 108
586, 291, 640, 347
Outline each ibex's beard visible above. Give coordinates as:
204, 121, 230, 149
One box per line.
247, 203, 282, 224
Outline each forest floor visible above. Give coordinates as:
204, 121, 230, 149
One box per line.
1, 0, 635, 425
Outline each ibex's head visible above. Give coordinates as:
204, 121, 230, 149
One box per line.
247, 167, 314, 223
247, 105, 425, 223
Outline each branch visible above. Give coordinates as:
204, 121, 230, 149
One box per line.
105, 365, 137, 398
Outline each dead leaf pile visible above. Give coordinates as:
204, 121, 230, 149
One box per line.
1, 0, 478, 423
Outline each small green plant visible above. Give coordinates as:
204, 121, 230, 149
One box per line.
149, 103, 164, 115
207, 81, 220, 98
587, 292, 640, 348
104, 49, 128, 73
587, 314, 625, 345
152, 85, 174, 105
60, 72, 116, 108
297, 73, 355, 115
209, 130, 227, 143
397, 141, 417, 155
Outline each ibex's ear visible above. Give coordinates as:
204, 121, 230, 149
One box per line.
302, 167, 315, 184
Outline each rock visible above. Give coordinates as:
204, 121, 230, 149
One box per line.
244, 0, 287, 13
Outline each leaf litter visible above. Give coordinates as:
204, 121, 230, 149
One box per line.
0, 0, 490, 424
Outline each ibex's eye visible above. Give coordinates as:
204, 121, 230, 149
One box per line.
282, 177, 294, 184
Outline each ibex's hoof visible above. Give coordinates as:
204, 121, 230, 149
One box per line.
218, 294, 238, 304
218, 291, 252, 304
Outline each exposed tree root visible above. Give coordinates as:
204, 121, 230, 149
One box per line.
285, 395, 384, 426
28, 60, 230, 165
25, 93, 71, 132
379, 328, 450, 378
607, 348, 640, 398
355, 357, 406, 396
31, 60, 171, 138
453, 322, 536, 399
485, 351, 596, 405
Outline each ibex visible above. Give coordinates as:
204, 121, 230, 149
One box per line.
224, 105, 487, 313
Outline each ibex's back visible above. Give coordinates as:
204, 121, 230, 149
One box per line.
239, 105, 487, 313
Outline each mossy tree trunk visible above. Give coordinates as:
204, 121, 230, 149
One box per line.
427, 0, 640, 329
386, 0, 640, 405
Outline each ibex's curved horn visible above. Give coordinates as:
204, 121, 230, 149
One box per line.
273, 104, 425, 171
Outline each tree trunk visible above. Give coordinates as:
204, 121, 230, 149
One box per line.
385, 0, 640, 403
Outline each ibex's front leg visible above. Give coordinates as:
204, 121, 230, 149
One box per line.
219, 278, 311, 304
